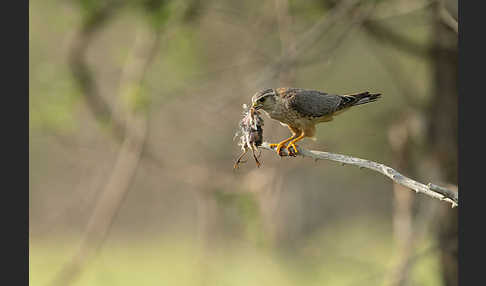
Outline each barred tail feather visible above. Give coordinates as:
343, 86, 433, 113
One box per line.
338, 91, 381, 110
352, 92, 381, 106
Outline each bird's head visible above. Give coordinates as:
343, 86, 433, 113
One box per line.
251, 88, 277, 111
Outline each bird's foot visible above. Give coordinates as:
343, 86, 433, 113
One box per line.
286, 143, 299, 157
269, 142, 287, 156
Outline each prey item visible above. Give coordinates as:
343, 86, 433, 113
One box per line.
234, 104, 264, 168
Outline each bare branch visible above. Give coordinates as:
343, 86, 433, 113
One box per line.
67, 0, 166, 168
249, 0, 364, 87
297, 3, 375, 66
290, 0, 362, 56
258, 142, 458, 207
362, 20, 432, 59
67, 0, 127, 139
49, 25, 160, 286
439, 4, 458, 34
362, 2, 457, 59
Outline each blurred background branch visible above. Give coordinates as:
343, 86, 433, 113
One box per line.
50, 11, 160, 286
67, 0, 167, 169
67, 0, 127, 139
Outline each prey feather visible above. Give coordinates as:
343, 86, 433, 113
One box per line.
234, 104, 264, 168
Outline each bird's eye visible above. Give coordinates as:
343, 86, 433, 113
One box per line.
258, 98, 265, 103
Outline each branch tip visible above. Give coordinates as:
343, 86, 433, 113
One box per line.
258, 142, 458, 207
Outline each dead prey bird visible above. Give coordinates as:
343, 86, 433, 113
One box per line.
234, 104, 264, 168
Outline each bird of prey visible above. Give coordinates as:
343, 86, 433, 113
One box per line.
251, 87, 381, 156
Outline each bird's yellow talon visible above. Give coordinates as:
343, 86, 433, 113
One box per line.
286, 143, 299, 156
276, 143, 287, 156
268, 142, 289, 156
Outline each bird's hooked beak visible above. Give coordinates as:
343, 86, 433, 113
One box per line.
252, 101, 263, 110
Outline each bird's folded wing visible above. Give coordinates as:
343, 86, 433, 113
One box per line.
289, 90, 342, 118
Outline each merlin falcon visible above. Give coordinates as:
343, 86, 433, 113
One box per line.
251, 87, 381, 156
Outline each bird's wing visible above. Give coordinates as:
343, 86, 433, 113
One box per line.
287, 89, 343, 118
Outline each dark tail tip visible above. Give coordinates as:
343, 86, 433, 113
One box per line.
353, 92, 381, 106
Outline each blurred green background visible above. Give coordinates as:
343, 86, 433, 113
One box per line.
29, 0, 458, 285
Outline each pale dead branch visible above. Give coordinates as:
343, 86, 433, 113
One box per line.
258, 142, 458, 207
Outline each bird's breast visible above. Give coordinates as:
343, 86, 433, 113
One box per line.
266, 108, 313, 129
266, 109, 294, 124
